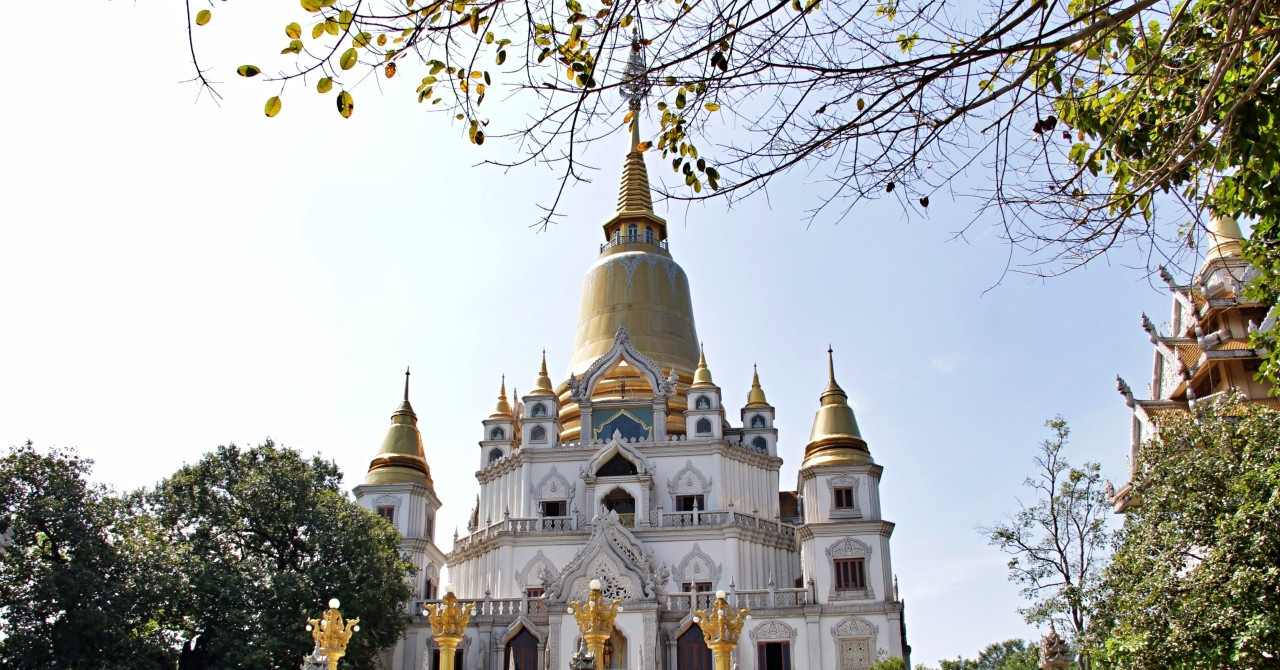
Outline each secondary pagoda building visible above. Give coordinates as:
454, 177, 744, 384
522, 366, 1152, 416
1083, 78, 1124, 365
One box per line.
353, 113, 911, 669
1111, 214, 1277, 512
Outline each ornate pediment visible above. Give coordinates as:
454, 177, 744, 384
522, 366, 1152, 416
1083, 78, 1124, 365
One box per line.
515, 550, 559, 591
825, 536, 873, 559
533, 467, 577, 501
831, 616, 879, 638
750, 619, 798, 643
580, 431, 654, 477
671, 543, 722, 587
568, 325, 676, 401
667, 460, 712, 496
548, 510, 669, 601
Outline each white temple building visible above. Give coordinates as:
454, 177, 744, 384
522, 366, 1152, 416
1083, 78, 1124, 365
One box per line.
351, 81, 911, 669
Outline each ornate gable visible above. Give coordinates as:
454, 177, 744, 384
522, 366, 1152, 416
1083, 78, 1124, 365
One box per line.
831, 616, 879, 638
667, 460, 713, 496
533, 467, 577, 501
750, 619, 798, 643
567, 325, 677, 401
515, 550, 559, 590
671, 543, 722, 587
580, 431, 655, 477
825, 536, 873, 559
548, 510, 669, 601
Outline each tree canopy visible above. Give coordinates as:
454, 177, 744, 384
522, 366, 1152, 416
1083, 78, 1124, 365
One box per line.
1086, 396, 1280, 670
925, 639, 1041, 670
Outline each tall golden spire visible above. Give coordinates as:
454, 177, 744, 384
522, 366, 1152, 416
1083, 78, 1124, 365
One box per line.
746, 364, 769, 407
1204, 213, 1244, 262
803, 347, 870, 468
692, 343, 715, 387
491, 376, 513, 417
603, 39, 667, 237
366, 368, 433, 488
531, 350, 555, 396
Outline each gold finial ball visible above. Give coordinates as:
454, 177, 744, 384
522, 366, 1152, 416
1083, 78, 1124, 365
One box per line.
329, 598, 341, 609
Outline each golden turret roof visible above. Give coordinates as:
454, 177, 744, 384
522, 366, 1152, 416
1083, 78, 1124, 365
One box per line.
365, 368, 434, 488
746, 364, 769, 407
691, 345, 715, 387
530, 351, 555, 396
491, 376, 513, 418
1204, 213, 1244, 262
803, 348, 871, 468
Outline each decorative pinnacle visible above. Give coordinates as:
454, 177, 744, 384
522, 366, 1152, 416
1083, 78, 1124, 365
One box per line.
620, 38, 651, 111
404, 366, 411, 401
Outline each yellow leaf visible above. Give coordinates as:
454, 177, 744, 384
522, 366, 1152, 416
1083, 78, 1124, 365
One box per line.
704, 103, 721, 111
301, 0, 321, 12
340, 48, 358, 70
385, 63, 396, 78
195, 9, 211, 26
237, 65, 261, 77
264, 96, 282, 117
325, 19, 339, 36
317, 77, 333, 93
337, 90, 354, 118
312, 23, 325, 39
286, 22, 302, 38
636, 141, 651, 152
377, 33, 388, 46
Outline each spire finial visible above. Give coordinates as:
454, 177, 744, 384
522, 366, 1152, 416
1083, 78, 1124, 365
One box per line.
692, 342, 714, 387
404, 366, 411, 401
532, 350, 556, 395
746, 362, 769, 407
827, 345, 835, 381
492, 375, 514, 416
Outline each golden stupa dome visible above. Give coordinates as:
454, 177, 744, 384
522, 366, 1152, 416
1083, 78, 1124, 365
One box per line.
1204, 213, 1244, 262
803, 348, 872, 468
530, 351, 555, 396
745, 365, 769, 407
365, 369, 434, 488
691, 346, 715, 387
491, 376, 513, 418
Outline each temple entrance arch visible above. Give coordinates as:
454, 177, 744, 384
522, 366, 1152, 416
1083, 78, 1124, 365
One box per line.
504, 627, 539, 670
676, 625, 712, 670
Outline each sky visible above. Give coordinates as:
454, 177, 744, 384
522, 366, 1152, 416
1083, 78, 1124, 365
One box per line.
0, 0, 1196, 665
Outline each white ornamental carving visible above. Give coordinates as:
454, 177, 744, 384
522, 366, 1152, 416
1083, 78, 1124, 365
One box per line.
533, 467, 577, 502
571, 325, 675, 400
749, 620, 798, 643
550, 510, 667, 600
667, 460, 713, 496
825, 536, 873, 559
838, 638, 874, 670
515, 550, 558, 590
830, 616, 879, 638
568, 554, 637, 601
672, 543, 722, 587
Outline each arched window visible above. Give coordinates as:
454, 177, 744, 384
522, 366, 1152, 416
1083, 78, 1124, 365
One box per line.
644, 227, 654, 243
531, 425, 547, 442
694, 395, 711, 410
531, 403, 548, 418
597, 454, 638, 477
628, 223, 639, 240
751, 414, 766, 428
752, 436, 768, 453
488, 448, 504, 464
677, 626, 713, 670
504, 628, 540, 670
696, 418, 712, 434
490, 427, 506, 440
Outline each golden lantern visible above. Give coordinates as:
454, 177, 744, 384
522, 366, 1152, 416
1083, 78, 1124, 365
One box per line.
694, 590, 751, 670
305, 598, 361, 670
423, 585, 473, 670
568, 579, 623, 664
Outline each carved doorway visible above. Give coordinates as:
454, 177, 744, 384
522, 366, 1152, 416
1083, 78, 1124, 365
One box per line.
504, 628, 539, 670
676, 626, 712, 670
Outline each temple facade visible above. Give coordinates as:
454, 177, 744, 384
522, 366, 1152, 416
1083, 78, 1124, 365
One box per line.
352, 100, 910, 669
1110, 214, 1277, 512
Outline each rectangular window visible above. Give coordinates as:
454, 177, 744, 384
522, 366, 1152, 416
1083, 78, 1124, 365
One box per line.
833, 487, 855, 509
834, 558, 866, 590
675, 495, 705, 512
757, 642, 792, 670
540, 500, 566, 517
425, 513, 434, 540
376, 506, 395, 523
425, 580, 438, 600
683, 582, 713, 592
794, 577, 804, 589
525, 587, 544, 599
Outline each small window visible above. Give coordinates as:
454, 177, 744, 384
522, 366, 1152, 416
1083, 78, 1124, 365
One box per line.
757, 642, 793, 670
752, 436, 768, 453
376, 506, 395, 523
490, 427, 506, 440
597, 454, 639, 477
628, 223, 639, 240
540, 500, 566, 517
488, 448, 504, 464
833, 487, 855, 509
645, 227, 654, 243
683, 581, 713, 592
531, 425, 547, 442
696, 418, 712, 434
834, 557, 866, 590
531, 403, 548, 418
525, 587, 544, 599
425, 579, 438, 600
794, 577, 804, 588
675, 495, 704, 512
425, 513, 434, 540
750, 414, 766, 428
694, 395, 711, 410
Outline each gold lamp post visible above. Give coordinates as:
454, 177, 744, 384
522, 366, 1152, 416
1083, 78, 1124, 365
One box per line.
568, 579, 623, 665
694, 590, 751, 670
305, 598, 360, 670
423, 585, 473, 670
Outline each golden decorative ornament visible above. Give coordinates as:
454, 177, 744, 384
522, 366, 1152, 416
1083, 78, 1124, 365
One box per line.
745, 364, 769, 407
365, 368, 434, 489
1204, 213, 1244, 262
803, 347, 872, 469
491, 376, 513, 418
694, 590, 751, 670
423, 587, 473, 670
567, 580, 623, 663
305, 598, 360, 670
530, 351, 556, 396
691, 345, 714, 387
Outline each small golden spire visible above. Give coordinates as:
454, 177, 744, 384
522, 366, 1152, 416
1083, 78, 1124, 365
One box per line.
366, 370, 432, 488
746, 363, 769, 407
822, 345, 845, 398
1205, 213, 1244, 262
804, 346, 870, 468
531, 350, 555, 396
403, 366, 411, 401
492, 375, 513, 417
692, 343, 715, 387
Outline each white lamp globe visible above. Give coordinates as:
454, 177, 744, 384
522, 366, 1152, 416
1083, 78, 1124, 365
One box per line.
715, 590, 726, 600
328, 598, 341, 609
444, 583, 455, 595
590, 579, 602, 591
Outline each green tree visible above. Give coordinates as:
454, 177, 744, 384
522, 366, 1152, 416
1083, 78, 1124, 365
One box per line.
983, 418, 1110, 667
0, 442, 178, 669
1086, 396, 1280, 670
150, 441, 413, 670
923, 639, 1040, 670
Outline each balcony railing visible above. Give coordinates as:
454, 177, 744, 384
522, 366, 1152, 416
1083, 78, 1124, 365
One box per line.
452, 509, 795, 553
663, 588, 809, 611
600, 235, 669, 253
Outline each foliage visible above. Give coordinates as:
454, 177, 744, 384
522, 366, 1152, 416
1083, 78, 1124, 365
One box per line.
983, 418, 1111, 653
0, 442, 178, 669
922, 639, 1040, 670
149, 441, 414, 670
1086, 396, 1280, 670
869, 657, 909, 670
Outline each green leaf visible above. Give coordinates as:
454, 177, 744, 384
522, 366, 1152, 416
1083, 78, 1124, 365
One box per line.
301, 0, 322, 11
337, 90, 354, 118
312, 23, 325, 39
286, 22, 302, 38
338, 10, 354, 28
195, 9, 211, 26
237, 65, 262, 77
317, 77, 333, 93
704, 103, 721, 112
340, 48, 358, 70
264, 96, 282, 117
